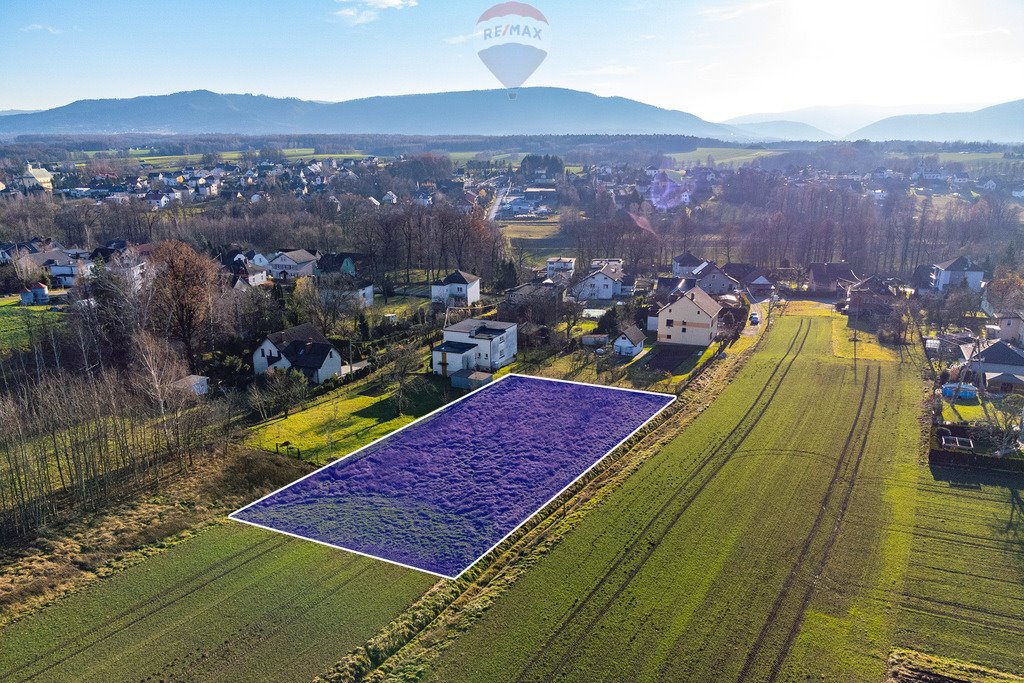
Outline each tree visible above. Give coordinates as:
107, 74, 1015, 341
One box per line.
248, 368, 308, 419
380, 344, 428, 417
596, 307, 619, 335
291, 274, 362, 336
987, 273, 1024, 313
149, 241, 220, 372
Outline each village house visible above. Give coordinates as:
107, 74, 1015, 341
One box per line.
571, 262, 625, 300
546, 256, 576, 280
844, 275, 896, 317
500, 281, 565, 324
685, 261, 740, 297
431, 318, 517, 377
722, 263, 775, 298
961, 341, 1024, 392
613, 325, 647, 357
656, 287, 723, 347
18, 163, 53, 194
431, 270, 481, 306
929, 256, 984, 293
268, 249, 318, 281
807, 262, 859, 295
672, 251, 707, 278
253, 323, 342, 385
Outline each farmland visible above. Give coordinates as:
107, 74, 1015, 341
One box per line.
668, 147, 783, 167
4, 309, 1024, 681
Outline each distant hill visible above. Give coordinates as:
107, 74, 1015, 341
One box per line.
0, 88, 743, 138
725, 103, 987, 139
728, 120, 835, 141
0, 109, 38, 117
849, 100, 1024, 143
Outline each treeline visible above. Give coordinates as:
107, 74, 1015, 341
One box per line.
0, 370, 215, 541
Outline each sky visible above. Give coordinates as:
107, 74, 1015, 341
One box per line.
3, 0, 1023, 121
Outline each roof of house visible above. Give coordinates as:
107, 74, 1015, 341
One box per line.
848, 275, 893, 296
436, 270, 480, 286
660, 285, 723, 318
984, 371, 1024, 385
445, 318, 516, 338
279, 339, 336, 370
617, 325, 646, 346
935, 255, 980, 272
580, 263, 625, 283
722, 262, 757, 281
967, 340, 1024, 367
672, 251, 705, 266
808, 262, 858, 284
266, 323, 329, 349
433, 340, 478, 354
275, 249, 318, 264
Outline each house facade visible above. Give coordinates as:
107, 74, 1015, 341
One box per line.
656, 287, 723, 347
614, 325, 646, 357
672, 252, 707, 278
431, 270, 481, 306
571, 263, 624, 300
253, 323, 342, 385
687, 261, 739, 297
546, 256, 576, 280
431, 318, 517, 376
268, 249, 318, 281
808, 262, 859, 295
930, 256, 984, 293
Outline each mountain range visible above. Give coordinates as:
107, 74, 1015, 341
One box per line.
0, 88, 741, 139
0, 89, 1020, 142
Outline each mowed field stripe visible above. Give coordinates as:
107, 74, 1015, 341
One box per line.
514, 319, 812, 683
4, 537, 292, 683
736, 365, 878, 682
764, 366, 883, 683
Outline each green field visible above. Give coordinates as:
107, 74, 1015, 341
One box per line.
0, 295, 62, 352
668, 147, 783, 167
6, 310, 1024, 682
411, 313, 1024, 681
0, 524, 434, 682
79, 148, 367, 171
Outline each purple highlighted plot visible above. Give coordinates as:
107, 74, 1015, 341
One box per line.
230, 374, 674, 578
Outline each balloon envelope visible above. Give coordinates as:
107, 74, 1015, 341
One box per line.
475, 2, 549, 90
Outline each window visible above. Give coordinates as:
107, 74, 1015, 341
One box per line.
261, 349, 265, 357
666, 319, 674, 327
666, 334, 672, 339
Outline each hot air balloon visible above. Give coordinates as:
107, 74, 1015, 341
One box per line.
475, 2, 549, 100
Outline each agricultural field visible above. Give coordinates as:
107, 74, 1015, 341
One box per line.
498, 216, 561, 240
409, 311, 1024, 682
78, 147, 367, 171
0, 523, 434, 683
668, 147, 784, 167
0, 295, 63, 352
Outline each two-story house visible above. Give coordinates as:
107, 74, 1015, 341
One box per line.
656, 287, 723, 347
431, 270, 481, 306
253, 323, 342, 385
268, 249, 318, 281
930, 256, 984, 293
431, 318, 518, 377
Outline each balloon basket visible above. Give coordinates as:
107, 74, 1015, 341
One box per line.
507, 90, 518, 101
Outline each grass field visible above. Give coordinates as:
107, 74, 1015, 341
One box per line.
498, 216, 562, 240
0, 295, 62, 352
415, 310, 1024, 681
0, 524, 434, 683
668, 147, 783, 167
6, 306, 1024, 682
79, 148, 367, 171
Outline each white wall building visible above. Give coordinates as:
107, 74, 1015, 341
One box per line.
253, 323, 342, 385
430, 270, 481, 306
431, 318, 517, 376
656, 288, 723, 347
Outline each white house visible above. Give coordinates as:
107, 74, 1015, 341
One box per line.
672, 252, 707, 278
253, 323, 342, 385
994, 312, 1024, 344
268, 249, 318, 281
687, 261, 739, 296
572, 263, 625, 300
614, 325, 646, 357
546, 256, 576, 280
656, 287, 723, 347
431, 318, 517, 376
930, 256, 984, 293
431, 270, 481, 306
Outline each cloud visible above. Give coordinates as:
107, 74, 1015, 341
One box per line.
333, 0, 417, 24
941, 27, 1012, 39
570, 65, 638, 77
445, 30, 482, 45
699, 0, 779, 22
20, 23, 63, 34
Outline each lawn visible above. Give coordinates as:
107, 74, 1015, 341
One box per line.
0, 523, 434, 683
832, 314, 901, 362
498, 216, 561, 240
0, 295, 63, 352
245, 377, 445, 465
79, 148, 367, 171
667, 147, 783, 167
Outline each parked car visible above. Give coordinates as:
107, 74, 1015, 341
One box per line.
749, 312, 760, 325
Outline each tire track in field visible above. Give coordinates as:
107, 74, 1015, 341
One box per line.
762, 366, 882, 683
899, 595, 1024, 638
8, 537, 292, 683
735, 366, 875, 682
513, 320, 812, 683
0, 532, 281, 683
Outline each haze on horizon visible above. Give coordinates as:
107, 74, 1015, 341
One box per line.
4, 0, 1022, 122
